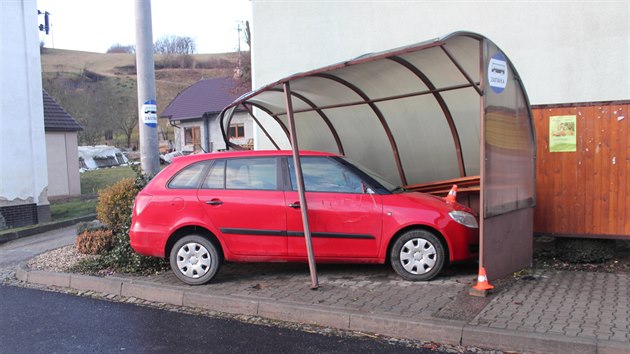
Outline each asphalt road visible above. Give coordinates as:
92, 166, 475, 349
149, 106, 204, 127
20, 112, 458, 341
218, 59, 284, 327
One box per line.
0, 285, 437, 354
0, 226, 76, 268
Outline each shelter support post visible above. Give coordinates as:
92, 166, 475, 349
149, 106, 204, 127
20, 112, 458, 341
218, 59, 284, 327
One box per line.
479, 39, 487, 273
283, 82, 319, 289
470, 38, 489, 297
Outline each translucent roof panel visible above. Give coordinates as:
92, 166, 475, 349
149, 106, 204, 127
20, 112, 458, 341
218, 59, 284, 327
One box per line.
277, 110, 341, 155
441, 35, 482, 85
397, 46, 469, 89
441, 88, 482, 176
326, 59, 429, 100
321, 105, 402, 185
377, 96, 459, 183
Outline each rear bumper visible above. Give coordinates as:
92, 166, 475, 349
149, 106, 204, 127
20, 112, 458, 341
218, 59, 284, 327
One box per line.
129, 222, 168, 258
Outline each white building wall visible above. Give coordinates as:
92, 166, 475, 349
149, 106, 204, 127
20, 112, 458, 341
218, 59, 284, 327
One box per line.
1, 1, 49, 211
252, 1, 629, 104
215, 112, 254, 151
172, 112, 254, 153
251, 1, 629, 149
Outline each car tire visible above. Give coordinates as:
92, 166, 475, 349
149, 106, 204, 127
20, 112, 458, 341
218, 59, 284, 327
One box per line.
170, 234, 221, 285
390, 229, 445, 281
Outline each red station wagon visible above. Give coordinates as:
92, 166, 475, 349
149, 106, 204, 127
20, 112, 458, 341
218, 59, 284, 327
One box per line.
130, 150, 479, 285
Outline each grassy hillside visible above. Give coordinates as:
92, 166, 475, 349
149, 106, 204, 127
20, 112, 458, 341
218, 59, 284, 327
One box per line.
40, 48, 240, 148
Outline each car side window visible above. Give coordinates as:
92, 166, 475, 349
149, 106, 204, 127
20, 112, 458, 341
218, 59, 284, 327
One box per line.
225, 157, 277, 190
201, 160, 225, 189
168, 162, 208, 189
288, 157, 363, 193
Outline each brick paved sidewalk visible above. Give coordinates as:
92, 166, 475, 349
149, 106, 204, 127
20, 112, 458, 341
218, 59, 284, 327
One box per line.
470, 269, 630, 343
130, 261, 481, 321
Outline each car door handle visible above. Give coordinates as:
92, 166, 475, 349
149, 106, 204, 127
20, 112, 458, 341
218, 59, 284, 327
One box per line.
288, 202, 300, 209
206, 199, 223, 206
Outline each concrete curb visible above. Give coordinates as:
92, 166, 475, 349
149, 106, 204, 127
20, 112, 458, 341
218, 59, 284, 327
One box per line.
462, 324, 598, 354
15, 262, 630, 354
0, 214, 97, 245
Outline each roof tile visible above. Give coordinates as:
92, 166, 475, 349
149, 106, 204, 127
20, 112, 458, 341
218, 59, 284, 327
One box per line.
161, 77, 242, 121
43, 90, 82, 132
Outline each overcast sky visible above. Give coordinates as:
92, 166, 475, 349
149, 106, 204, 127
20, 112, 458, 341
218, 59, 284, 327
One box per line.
36, 0, 252, 54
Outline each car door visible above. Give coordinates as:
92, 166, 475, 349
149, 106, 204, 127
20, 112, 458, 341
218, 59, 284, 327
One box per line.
197, 157, 287, 257
284, 156, 383, 258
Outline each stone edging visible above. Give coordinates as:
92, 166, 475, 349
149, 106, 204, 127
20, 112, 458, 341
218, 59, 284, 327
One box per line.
15, 262, 629, 354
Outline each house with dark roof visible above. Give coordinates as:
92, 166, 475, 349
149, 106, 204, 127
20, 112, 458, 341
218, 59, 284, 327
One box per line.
161, 77, 252, 153
43, 90, 82, 197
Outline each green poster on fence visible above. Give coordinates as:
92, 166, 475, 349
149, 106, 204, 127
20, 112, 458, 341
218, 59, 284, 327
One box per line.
549, 115, 577, 152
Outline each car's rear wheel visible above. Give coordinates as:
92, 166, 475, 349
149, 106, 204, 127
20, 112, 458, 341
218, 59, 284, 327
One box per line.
390, 229, 445, 281
170, 235, 221, 285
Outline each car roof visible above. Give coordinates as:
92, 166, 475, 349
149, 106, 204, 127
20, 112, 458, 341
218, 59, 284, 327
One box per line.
171, 150, 338, 164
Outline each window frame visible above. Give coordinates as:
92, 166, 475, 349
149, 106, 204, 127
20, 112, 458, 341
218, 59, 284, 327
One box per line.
280, 156, 391, 195
228, 123, 245, 139
198, 156, 282, 191
184, 126, 201, 147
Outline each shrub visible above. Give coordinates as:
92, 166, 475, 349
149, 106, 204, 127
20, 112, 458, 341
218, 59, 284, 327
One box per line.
76, 220, 107, 235
102, 232, 168, 273
88, 164, 167, 273
556, 238, 615, 263
76, 229, 114, 255
96, 177, 136, 235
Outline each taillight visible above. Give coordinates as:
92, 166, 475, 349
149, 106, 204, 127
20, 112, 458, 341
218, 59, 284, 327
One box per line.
134, 194, 153, 215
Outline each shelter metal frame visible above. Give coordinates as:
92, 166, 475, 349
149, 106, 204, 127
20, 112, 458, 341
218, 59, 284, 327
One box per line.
219, 32, 536, 287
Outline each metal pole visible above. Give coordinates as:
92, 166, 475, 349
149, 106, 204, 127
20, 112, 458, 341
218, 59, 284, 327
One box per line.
283, 82, 319, 289
478, 39, 487, 270
134, 0, 160, 176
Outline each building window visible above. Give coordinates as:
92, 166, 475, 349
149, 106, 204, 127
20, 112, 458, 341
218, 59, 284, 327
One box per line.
184, 126, 201, 146
229, 124, 245, 139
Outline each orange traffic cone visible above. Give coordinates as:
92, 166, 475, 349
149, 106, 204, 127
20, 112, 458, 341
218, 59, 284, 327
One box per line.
444, 184, 458, 203
472, 267, 494, 291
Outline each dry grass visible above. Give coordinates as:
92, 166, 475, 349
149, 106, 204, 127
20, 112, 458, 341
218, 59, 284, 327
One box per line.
41, 49, 240, 122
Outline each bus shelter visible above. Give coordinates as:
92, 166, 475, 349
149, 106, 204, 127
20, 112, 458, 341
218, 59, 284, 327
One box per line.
219, 32, 536, 285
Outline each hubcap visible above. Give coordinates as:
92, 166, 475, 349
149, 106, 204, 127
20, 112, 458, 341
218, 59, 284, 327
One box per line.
176, 242, 211, 279
399, 238, 436, 275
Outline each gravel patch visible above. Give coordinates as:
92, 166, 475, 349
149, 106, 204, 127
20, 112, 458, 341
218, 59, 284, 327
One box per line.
27, 245, 97, 273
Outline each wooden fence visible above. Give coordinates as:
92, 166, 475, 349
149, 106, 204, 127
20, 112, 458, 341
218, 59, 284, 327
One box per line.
532, 101, 629, 238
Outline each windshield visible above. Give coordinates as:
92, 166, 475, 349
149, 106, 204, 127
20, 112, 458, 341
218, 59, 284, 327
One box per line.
340, 157, 398, 192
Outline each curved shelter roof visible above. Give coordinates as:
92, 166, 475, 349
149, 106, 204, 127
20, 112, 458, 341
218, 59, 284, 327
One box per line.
220, 32, 536, 280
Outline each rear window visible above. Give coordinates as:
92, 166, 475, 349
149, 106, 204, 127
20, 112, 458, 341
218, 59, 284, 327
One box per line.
168, 162, 207, 189
225, 157, 277, 190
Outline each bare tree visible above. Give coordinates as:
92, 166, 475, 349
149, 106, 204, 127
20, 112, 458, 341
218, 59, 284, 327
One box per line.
99, 78, 138, 148
154, 35, 196, 54
42, 73, 107, 145
233, 21, 252, 96
243, 21, 251, 49
233, 51, 251, 96
107, 43, 135, 54
42, 72, 138, 147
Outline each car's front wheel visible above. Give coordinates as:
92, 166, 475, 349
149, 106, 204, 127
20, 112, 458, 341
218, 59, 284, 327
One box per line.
390, 229, 445, 281
170, 235, 221, 285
